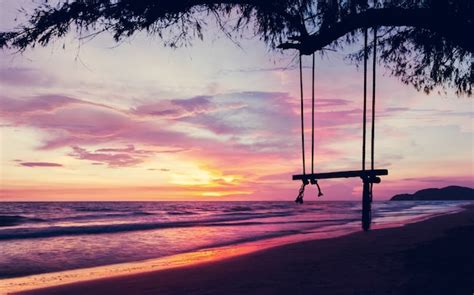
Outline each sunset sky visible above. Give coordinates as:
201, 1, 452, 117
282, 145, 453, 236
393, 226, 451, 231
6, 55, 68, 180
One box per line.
0, 0, 473, 201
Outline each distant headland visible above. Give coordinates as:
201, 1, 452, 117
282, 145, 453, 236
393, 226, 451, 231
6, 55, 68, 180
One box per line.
391, 186, 474, 201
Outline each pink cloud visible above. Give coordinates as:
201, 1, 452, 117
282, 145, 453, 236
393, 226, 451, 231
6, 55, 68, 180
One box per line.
315, 98, 352, 108
69, 145, 154, 167
0, 95, 181, 149
171, 96, 212, 111
0, 95, 77, 114
1, 92, 362, 154
1, 91, 386, 180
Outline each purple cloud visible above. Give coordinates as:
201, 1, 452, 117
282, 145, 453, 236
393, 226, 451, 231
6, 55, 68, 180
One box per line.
133, 96, 214, 119
69, 145, 154, 167
0, 91, 367, 171
96, 145, 151, 154
0, 67, 55, 87
171, 96, 212, 111
0, 95, 77, 114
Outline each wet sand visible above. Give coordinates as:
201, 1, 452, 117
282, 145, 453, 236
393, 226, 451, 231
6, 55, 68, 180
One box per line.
16, 205, 474, 295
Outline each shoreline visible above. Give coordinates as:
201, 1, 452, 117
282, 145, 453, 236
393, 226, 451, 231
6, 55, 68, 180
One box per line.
2, 203, 473, 294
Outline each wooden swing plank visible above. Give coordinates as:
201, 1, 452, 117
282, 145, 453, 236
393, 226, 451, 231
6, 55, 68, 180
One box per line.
292, 169, 388, 181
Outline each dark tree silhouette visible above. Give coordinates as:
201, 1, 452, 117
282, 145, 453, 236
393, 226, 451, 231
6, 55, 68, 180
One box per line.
0, 0, 472, 95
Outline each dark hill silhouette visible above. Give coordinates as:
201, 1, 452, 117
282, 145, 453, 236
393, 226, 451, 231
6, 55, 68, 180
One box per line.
391, 186, 474, 201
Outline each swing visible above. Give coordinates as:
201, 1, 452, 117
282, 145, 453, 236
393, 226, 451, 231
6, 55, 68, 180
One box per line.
293, 28, 387, 231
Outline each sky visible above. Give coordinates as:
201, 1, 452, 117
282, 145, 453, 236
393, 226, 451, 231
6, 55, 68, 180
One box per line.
0, 1, 473, 201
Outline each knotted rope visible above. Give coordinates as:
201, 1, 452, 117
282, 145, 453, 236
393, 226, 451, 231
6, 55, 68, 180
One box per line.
295, 182, 307, 204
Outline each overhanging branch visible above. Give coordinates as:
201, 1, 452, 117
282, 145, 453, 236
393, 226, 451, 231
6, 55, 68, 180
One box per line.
278, 8, 473, 54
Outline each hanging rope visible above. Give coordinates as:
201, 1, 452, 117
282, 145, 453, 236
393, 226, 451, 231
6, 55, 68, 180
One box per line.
362, 28, 368, 172
311, 53, 323, 197
369, 27, 378, 201
315, 180, 323, 197
299, 54, 306, 176
311, 53, 315, 175
371, 27, 377, 171
295, 182, 306, 204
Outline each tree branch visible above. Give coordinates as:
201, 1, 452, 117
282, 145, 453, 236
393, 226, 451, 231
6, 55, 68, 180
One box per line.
278, 8, 473, 54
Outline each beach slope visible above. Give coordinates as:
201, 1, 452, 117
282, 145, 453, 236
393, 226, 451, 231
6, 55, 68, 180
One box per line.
18, 206, 474, 295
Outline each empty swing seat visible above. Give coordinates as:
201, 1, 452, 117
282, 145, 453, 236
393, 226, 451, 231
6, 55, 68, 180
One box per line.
292, 169, 388, 182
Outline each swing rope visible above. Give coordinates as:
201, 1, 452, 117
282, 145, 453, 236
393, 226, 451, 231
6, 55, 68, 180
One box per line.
299, 54, 306, 176
295, 182, 306, 204
370, 27, 377, 200
371, 27, 377, 172
311, 53, 315, 175
362, 27, 368, 172
296, 53, 323, 203
311, 53, 323, 197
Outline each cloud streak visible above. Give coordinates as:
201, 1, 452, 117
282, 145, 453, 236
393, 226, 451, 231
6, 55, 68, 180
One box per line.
69, 145, 155, 167
20, 162, 63, 167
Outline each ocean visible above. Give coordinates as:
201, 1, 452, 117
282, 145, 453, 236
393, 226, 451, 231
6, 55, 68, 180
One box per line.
0, 201, 467, 279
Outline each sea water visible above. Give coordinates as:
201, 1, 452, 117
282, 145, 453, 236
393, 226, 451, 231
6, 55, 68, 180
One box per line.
0, 201, 468, 279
